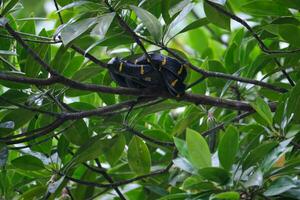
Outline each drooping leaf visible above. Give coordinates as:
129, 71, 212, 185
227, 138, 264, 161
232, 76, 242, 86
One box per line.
61, 17, 97, 45
130, 5, 162, 42
218, 125, 239, 170
203, 1, 230, 30
127, 136, 151, 175
11, 155, 45, 171
186, 128, 211, 169
250, 97, 273, 127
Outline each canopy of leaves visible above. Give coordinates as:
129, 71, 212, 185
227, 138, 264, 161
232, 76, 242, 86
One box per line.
0, 0, 299, 199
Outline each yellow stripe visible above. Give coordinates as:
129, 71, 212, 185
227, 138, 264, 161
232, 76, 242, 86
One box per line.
178, 65, 184, 75
162, 57, 167, 65
118, 62, 123, 72
171, 79, 178, 87
140, 65, 144, 75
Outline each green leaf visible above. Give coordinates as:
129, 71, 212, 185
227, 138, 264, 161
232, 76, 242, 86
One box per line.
186, 128, 211, 169
127, 136, 151, 175
287, 80, 300, 123
24, 29, 49, 77
61, 17, 96, 45
130, 5, 162, 42
264, 177, 296, 196
179, 18, 209, 35
91, 13, 115, 37
63, 120, 90, 146
250, 97, 273, 127
0, 108, 35, 137
164, 3, 194, 40
174, 137, 189, 159
101, 135, 126, 166
0, 143, 8, 167
203, 1, 230, 30
241, 0, 291, 16
1, 0, 19, 15
243, 141, 278, 170
198, 167, 230, 185
11, 155, 45, 171
218, 125, 239, 170
65, 135, 104, 170
212, 191, 240, 200
279, 24, 300, 48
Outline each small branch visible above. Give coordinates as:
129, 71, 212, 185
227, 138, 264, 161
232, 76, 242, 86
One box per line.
204, 0, 295, 86
202, 111, 253, 137
124, 125, 175, 147
95, 159, 126, 200
104, 0, 155, 66
5, 118, 65, 145
0, 96, 61, 117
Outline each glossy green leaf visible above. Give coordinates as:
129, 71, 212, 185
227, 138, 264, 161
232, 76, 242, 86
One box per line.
203, 1, 230, 30
61, 17, 96, 45
287, 80, 300, 123
243, 141, 278, 170
218, 125, 239, 170
127, 136, 151, 175
279, 24, 300, 47
250, 97, 273, 127
186, 128, 211, 169
11, 155, 45, 171
198, 167, 230, 185
130, 5, 162, 42
0, 108, 35, 137
63, 120, 90, 146
241, 0, 291, 16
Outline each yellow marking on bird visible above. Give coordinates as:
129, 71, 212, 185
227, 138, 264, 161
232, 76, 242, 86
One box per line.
178, 65, 184, 75
118, 62, 124, 72
140, 65, 145, 75
162, 57, 167, 65
171, 79, 178, 87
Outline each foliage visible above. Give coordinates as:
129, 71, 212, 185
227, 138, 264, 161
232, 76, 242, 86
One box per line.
0, 0, 300, 199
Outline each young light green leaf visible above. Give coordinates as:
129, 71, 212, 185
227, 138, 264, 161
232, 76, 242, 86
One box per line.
186, 128, 211, 169
212, 191, 240, 200
203, 1, 230, 30
61, 17, 96, 45
130, 5, 162, 42
250, 97, 273, 127
218, 125, 239, 170
128, 136, 151, 175
11, 155, 45, 171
